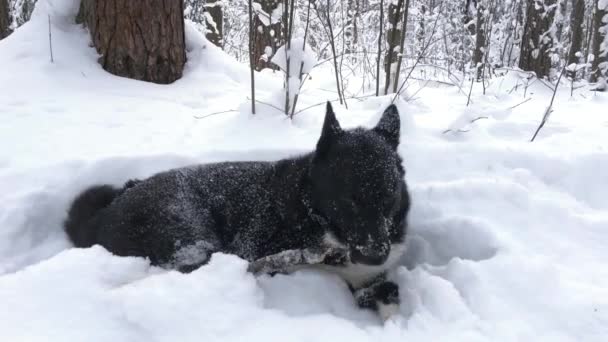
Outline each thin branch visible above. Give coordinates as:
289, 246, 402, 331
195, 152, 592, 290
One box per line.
290, 0, 312, 118
293, 93, 379, 116
376, 0, 384, 96
248, 0, 256, 114
508, 97, 532, 110
252, 98, 285, 112
391, 1, 444, 103
531, 67, 566, 142
405, 79, 430, 101
48, 15, 54, 63
442, 116, 489, 134
325, 0, 345, 105
466, 77, 474, 106
194, 109, 238, 120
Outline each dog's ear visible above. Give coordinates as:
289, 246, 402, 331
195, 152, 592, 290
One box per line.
373, 104, 400, 149
316, 102, 342, 157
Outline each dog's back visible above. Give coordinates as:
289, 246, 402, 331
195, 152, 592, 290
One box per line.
64, 159, 319, 270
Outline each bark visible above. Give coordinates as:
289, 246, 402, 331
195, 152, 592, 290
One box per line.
77, 0, 186, 84
384, 0, 404, 94
555, 0, 567, 43
472, 1, 486, 80
417, 4, 426, 49
464, 0, 476, 36
252, 0, 283, 70
507, 1, 524, 67
205, 0, 224, 47
518, 0, 558, 78
0, 0, 10, 40
345, 0, 359, 56
248, 0, 256, 114
326, 0, 344, 105
8, 0, 36, 29
589, 0, 607, 84
500, 0, 518, 67
376, 0, 384, 96
392, 0, 411, 93
567, 0, 585, 76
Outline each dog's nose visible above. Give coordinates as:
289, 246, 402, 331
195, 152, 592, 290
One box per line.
350, 247, 389, 266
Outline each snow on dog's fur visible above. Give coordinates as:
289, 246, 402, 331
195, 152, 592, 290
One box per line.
65, 103, 410, 318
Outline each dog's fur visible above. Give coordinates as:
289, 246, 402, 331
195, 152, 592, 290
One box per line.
65, 103, 410, 317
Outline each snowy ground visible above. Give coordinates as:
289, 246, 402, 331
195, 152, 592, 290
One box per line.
1, 2, 607, 341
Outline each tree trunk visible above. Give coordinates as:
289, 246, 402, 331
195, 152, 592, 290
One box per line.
0, 0, 10, 40
393, 0, 411, 93
567, 0, 585, 77
205, 0, 223, 47
376, 0, 384, 96
12, 0, 37, 28
251, 0, 283, 70
555, 0, 567, 44
518, 0, 557, 78
589, 0, 607, 84
507, 1, 524, 67
345, 0, 359, 56
417, 3, 426, 50
77, 0, 186, 84
384, 0, 404, 94
464, 0, 476, 36
472, 0, 486, 80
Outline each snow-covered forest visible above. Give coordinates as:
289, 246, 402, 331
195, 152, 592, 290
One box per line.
0, 0, 607, 341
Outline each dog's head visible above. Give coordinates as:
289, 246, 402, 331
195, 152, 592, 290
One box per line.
310, 102, 406, 266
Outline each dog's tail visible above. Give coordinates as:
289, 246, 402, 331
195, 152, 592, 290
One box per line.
64, 180, 140, 247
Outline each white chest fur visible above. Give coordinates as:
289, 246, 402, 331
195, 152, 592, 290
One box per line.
318, 233, 406, 287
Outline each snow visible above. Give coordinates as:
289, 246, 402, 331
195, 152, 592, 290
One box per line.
271, 37, 317, 75
252, 2, 282, 27
1, 1, 608, 341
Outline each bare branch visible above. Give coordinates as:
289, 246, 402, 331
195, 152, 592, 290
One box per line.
531, 67, 566, 142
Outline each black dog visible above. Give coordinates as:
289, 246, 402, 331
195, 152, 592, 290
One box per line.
65, 103, 410, 319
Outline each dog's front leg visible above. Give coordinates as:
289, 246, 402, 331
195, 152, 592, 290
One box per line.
247, 246, 349, 275
351, 273, 400, 321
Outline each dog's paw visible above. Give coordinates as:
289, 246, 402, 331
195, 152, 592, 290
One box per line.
374, 281, 400, 305
374, 281, 400, 321
354, 280, 400, 321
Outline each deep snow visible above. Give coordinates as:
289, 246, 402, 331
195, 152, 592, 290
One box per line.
1, 1, 607, 341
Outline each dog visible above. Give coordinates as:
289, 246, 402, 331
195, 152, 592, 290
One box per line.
65, 102, 410, 320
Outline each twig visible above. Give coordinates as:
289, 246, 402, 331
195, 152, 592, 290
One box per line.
253, 99, 284, 112
376, 0, 384, 96
391, 1, 444, 103
290, 0, 312, 118
325, 0, 345, 106
194, 109, 238, 120
466, 77, 474, 106
508, 97, 532, 110
405, 80, 430, 102
531, 67, 566, 142
248, 0, 256, 114
293, 93, 379, 116
48, 15, 54, 63
442, 116, 489, 134
393, 0, 411, 93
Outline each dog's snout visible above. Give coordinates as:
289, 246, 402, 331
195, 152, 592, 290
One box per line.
350, 244, 390, 266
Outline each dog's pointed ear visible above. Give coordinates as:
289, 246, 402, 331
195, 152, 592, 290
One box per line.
373, 104, 400, 149
316, 102, 342, 157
